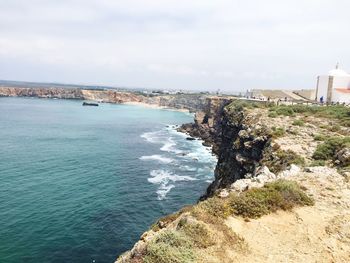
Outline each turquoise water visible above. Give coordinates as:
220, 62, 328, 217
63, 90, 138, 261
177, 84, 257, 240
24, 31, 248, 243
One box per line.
0, 97, 216, 263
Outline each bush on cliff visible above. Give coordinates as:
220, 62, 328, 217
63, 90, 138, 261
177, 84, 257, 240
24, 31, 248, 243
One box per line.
177, 218, 215, 249
312, 136, 350, 161
230, 180, 314, 218
144, 230, 195, 263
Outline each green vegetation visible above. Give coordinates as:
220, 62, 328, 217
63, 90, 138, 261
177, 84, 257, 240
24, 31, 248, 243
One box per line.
292, 119, 305, 126
228, 101, 350, 127
327, 124, 341, 132
263, 149, 305, 174
271, 127, 285, 138
313, 134, 328, 141
309, 160, 326, 166
227, 100, 274, 111
312, 136, 350, 162
268, 104, 350, 127
192, 196, 232, 222
144, 230, 195, 263
230, 180, 314, 218
192, 180, 313, 220
269, 106, 295, 116
177, 219, 215, 248
268, 111, 278, 118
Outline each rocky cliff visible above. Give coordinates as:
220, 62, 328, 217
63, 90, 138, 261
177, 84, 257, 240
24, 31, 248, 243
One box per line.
0, 86, 216, 112
116, 101, 350, 263
0, 86, 85, 99
179, 101, 273, 198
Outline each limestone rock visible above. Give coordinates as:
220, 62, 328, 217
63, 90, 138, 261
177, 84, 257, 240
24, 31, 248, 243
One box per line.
336, 148, 350, 166
279, 164, 301, 177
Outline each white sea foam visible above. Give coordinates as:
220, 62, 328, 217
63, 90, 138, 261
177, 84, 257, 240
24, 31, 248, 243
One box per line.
156, 184, 175, 200
148, 170, 196, 200
179, 165, 197, 172
160, 138, 176, 151
140, 155, 174, 164
140, 131, 162, 143
141, 130, 182, 154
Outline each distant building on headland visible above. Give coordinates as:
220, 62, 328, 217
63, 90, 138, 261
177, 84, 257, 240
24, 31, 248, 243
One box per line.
316, 64, 350, 104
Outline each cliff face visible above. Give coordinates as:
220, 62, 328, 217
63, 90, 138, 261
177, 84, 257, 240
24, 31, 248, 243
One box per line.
0, 86, 214, 112
179, 101, 272, 198
116, 102, 350, 263
0, 87, 85, 99
143, 94, 212, 112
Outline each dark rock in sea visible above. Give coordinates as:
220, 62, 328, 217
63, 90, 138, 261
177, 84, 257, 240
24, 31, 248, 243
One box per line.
186, 137, 196, 141
83, 102, 99, 106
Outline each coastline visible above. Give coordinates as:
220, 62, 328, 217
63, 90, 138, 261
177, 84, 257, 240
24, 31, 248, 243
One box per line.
123, 101, 190, 113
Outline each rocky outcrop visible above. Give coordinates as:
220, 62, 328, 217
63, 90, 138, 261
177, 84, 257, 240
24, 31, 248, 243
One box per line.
179, 101, 273, 198
177, 97, 233, 153
335, 148, 350, 167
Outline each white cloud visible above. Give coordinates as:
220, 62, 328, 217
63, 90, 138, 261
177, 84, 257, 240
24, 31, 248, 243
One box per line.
0, 0, 349, 91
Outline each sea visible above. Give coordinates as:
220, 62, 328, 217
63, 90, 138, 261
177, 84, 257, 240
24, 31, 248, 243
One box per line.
0, 97, 216, 263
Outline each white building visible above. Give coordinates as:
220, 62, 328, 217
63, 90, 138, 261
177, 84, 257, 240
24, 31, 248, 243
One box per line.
316, 65, 350, 104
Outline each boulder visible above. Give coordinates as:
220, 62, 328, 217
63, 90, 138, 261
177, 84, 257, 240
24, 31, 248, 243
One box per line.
336, 148, 350, 167
230, 179, 251, 192
279, 164, 301, 177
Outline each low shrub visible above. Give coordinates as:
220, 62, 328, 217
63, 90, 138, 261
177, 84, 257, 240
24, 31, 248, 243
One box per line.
312, 136, 350, 161
309, 160, 326, 166
144, 230, 195, 263
292, 119, 305, 126
230, 180, 314, 218
268, 111, 278, 118
271, 127, 285, 138
177, 219, 215, 248
327, 124, 341, 132
275, 106, 295, 116
313, 134, 327, 141
191, 197, 232, 224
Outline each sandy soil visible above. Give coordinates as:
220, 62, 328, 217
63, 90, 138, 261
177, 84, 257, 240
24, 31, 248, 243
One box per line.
226, 167, 350, 263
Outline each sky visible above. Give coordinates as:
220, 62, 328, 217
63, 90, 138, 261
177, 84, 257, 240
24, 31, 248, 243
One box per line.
0, 0, 350, 92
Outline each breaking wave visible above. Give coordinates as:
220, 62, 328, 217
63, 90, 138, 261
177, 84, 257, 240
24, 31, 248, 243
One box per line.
148, 170, 196, 200
141, 126, 216, 200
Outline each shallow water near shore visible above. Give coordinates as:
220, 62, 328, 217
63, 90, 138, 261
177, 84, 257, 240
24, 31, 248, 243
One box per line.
0, 97, 216, 263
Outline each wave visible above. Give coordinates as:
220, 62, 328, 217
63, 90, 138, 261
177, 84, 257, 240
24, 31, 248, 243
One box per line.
148, 170, 196, 200
140, 155, 174, 164
141, 130, 182, 154
156, 184, 175, 200
140, 131, 162, 143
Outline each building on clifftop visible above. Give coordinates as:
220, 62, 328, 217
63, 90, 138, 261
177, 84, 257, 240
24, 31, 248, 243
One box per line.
316, 64, 350, 104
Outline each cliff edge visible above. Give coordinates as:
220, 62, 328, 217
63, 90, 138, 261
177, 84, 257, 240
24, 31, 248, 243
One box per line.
116, 101, 350, 263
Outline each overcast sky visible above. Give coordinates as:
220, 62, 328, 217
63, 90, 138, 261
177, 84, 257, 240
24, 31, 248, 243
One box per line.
0, 0, 349, 92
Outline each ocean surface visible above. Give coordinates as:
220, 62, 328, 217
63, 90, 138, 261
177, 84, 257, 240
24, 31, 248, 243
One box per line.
0, 97, 216, 263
